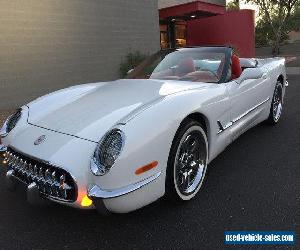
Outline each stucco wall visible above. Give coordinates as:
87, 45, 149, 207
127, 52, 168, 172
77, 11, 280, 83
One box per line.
158, 0, 226, 9
187, 10, 255, 58
0, 0, 160, 109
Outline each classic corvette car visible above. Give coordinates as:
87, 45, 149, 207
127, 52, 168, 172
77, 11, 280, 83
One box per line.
0, 46, 288, 214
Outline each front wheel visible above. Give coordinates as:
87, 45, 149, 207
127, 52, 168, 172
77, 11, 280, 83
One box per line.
267, 81, 283, 125
165, 119, 208, 202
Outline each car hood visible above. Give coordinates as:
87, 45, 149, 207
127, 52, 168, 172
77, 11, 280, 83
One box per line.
27, 79, 210, 142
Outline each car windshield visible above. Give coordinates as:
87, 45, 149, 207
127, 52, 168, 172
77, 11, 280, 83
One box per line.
126, 48, 226, 83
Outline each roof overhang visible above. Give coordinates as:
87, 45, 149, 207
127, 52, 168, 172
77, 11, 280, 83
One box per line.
159, 1, 226, 20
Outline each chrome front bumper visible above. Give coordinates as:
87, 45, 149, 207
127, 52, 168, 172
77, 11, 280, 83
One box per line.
88, 172, 161, 199
88, 172, 161, 213
5, 169, 51, 205
1, 145, 59, 206
2, 147, 77, 206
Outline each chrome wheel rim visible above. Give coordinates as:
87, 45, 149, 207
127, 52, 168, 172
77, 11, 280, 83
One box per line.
174, 127, 207, 196
273, 83, 283, 122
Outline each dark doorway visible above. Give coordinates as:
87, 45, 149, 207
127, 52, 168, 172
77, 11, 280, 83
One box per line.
160, 20, 187, 49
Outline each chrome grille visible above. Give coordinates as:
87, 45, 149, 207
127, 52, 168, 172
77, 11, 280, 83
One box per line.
5, 148, 77, 202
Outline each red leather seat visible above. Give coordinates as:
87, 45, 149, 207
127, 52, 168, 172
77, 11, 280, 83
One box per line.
231, 54, 242, 80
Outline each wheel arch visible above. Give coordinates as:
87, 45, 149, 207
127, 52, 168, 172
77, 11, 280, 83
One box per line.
179, 112, 211, 155
165, 111, 210, 202
183, 113, 208, 134
277, 74, 284, 85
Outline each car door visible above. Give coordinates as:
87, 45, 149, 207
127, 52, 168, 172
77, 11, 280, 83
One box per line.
226, 70, 270, 140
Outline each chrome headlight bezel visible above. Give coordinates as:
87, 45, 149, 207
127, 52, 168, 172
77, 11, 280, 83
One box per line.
91, 129, 125, 176
0, 108, 22, 137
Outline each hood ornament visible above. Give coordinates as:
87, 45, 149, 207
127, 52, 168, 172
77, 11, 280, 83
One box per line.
34, 135, 46, 145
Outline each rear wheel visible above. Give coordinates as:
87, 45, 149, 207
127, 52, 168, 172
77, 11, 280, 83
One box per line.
267, 81, 283, 125
166, 119, 208, 202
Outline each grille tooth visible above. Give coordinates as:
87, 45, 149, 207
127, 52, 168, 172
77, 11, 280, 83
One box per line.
23, 161, 29, 180
14, 157, 19, 170
45, 169, 51, 195
59, 174, 67, 199
60, 174, 65, 186
23, 164, 28, 177
45, 169, 50, 180
28, 163, 32, 174
6, 148, 76, 202
20, 159, 25, 176
37, 167, 43, 191
51, 171, 56, 180
28, 163, 33, 182
51, 171, 57, 195
34, 165, 38, 175
39, 167, 43, 179
32, 165, 38, 183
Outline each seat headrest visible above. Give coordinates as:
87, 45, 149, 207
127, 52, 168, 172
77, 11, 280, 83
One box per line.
177, 58, 195, 76
231, 55, 242, 80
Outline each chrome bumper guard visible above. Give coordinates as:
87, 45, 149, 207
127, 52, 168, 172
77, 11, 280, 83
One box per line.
6, 170, 50, 205
88, 172, 161, 214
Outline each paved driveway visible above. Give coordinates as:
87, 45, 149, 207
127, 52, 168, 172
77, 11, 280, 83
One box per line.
0, 76, 299, 250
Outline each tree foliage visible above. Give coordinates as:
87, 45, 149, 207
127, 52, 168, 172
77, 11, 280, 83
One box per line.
255, 14, 290, 47
287, 3, 300, 31
247, 0, 300, 54
119, 51, 147, 78
227, 0, 240, 10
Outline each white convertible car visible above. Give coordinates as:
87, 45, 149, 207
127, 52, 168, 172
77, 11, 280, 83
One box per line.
0, 46, 288, 214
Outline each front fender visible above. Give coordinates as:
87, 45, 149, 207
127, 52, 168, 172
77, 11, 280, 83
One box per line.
92, 85, 229, 192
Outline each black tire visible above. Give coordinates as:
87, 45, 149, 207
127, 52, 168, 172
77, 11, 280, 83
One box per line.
267, 80, 283, 125
165, 119, 208, 203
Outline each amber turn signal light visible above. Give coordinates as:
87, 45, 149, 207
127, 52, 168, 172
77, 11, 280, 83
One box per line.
135, 161, 158, 175
81, 195, 93, 207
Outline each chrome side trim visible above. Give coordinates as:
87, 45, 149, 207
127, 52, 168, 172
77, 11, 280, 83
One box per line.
217, 121, 233, 134
88, 171, 161, 199
232, 97, 270, 123
218, 97, 270, 134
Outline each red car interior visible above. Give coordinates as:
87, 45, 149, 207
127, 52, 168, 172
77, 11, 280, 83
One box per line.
177, 58, 196, 76
231, 54, 242, 80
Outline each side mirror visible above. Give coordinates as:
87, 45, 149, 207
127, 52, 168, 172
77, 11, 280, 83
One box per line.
237, 68, 264, 83
127, 68, 134, 75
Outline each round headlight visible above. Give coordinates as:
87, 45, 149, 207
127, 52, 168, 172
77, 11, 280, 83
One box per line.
91, 129, 124, 176
0, 109, 22, 136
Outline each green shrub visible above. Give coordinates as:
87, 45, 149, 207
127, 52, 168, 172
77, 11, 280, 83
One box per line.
226, 1, 239, 11
119, 51, 147, 78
